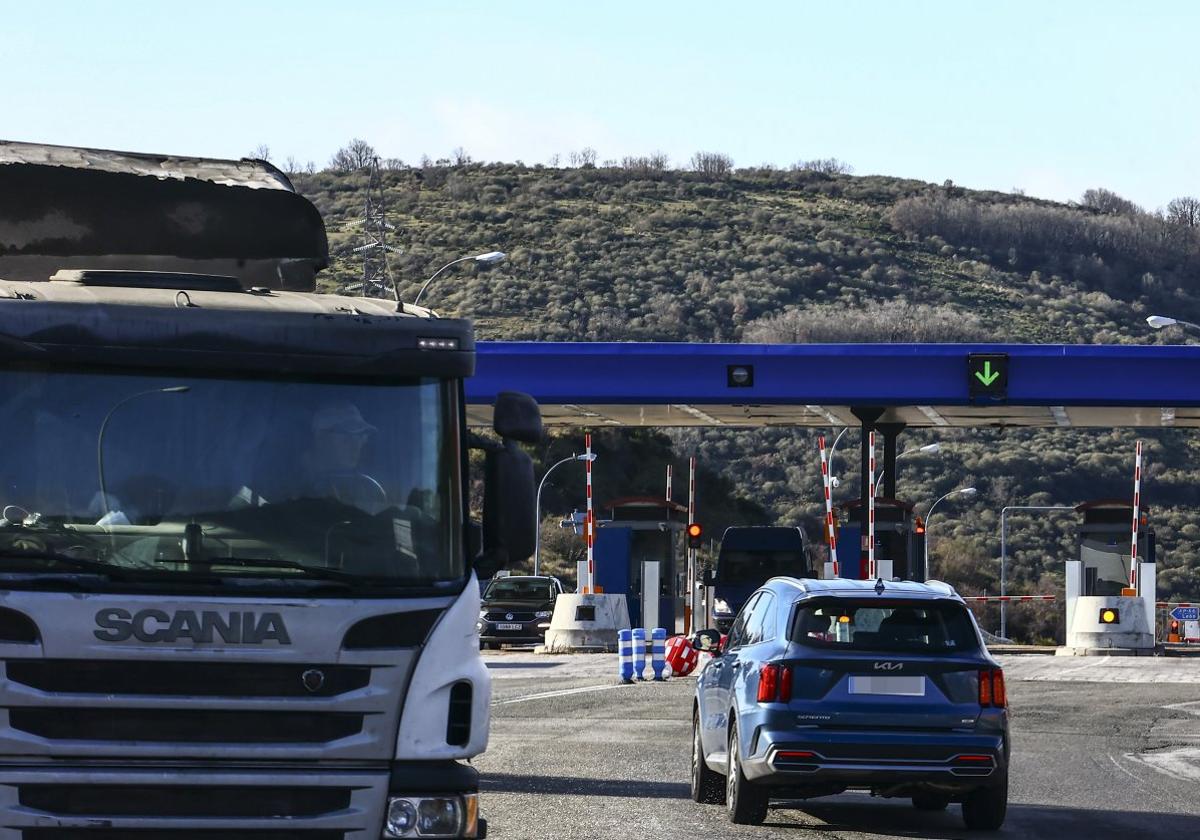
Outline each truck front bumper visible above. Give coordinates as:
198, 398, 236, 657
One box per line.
0, 760, 482, 838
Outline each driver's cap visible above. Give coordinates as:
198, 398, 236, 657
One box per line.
312, 402, 378, 436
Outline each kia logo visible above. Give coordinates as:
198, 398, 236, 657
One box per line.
874, 662, 904, 671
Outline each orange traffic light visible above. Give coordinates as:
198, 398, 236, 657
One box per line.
687, 523, 703, 549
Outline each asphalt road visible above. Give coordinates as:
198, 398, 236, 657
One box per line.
477, 652, 1200, 840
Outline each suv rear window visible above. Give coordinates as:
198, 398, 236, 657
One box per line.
789, 599, 979, 653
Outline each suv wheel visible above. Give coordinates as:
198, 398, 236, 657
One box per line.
961, 773, 1008, 830
912, 791, 950, 811
726, 721, 768, 825
691, 711, 724, 804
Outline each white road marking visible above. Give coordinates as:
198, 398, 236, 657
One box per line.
1126, 747, 1200, 782
494, 683, 632, 706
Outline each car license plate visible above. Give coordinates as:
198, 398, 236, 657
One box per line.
496, 623, 523, 631
849, 676, 925, 696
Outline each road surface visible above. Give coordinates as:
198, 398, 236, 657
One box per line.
477, 652, 1200, 839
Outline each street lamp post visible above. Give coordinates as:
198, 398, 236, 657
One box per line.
413, 251, 506, 306
1147, 314, 1200, 332
923, 486, 978, 577
534, 452, 596, 575
998, 505, 1075, 639
97, 386, 191, 519
873, 442, 941, 497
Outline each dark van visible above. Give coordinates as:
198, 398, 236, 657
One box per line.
706, 526, 813, 632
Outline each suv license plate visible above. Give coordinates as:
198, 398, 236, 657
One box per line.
849, 676, 925, 696
496, 623, 523, 631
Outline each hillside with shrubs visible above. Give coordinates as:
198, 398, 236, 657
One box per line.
286, 143, 1200, 641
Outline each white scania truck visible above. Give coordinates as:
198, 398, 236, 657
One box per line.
0, 140, 538, 838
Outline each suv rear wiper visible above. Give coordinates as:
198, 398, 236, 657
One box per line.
156, 555, 361, 585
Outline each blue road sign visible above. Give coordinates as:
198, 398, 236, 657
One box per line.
1170, 607, 1199, 622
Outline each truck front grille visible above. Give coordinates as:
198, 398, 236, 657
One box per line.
19, 784, 352, 817
23, 832, 344, 839
6, 660, 370, 698
10, 709, 364, 744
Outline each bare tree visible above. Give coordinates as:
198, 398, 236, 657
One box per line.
577, 147, 597, 167
791, 157, 853, 175
328, 138, 377, 173
1167, 196, 1200, 227
283, 155, 301, 174
451, 146, 472, 166
690, 151, 734, 177
248, 144, 271, 162
1081, 187, 1142, 216
620, 151, 670, 175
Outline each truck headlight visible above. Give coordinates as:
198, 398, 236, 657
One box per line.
385, 793, 478, 837
714, 598, 731, 615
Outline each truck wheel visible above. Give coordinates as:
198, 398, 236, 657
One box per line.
961, 774, 1007, 830
912, 792, 950, 811
726, 722, 768, 825
691, 711, 724, 804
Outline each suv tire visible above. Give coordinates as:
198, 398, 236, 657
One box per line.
691, 711, 724, 804
726, 721, 768, 825
961, 774, 1007, 830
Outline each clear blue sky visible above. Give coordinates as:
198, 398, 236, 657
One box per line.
4, 0, 1195, 208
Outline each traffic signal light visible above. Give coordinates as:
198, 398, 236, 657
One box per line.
687, 523, 703, 549
1099, 608, 1120, 625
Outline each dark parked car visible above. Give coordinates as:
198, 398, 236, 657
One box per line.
706, 526, 813, 633
692, 577, 1009, 830
478, 574, 565, 648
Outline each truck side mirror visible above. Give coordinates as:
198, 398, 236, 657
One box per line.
476, 393, 541, 579
493, 391, 543, 443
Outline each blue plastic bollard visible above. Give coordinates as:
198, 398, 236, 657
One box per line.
650, 627, 667, 681
618, 629, 634, 683
632, 628, 647, 681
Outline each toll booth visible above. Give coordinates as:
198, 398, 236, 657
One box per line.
834, 498, 926, 581
592, 497, 686, 632
1064, 500, 1156, 651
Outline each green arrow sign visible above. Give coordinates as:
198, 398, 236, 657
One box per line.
968, 353, 1008, 399
975, 361, 1001, 387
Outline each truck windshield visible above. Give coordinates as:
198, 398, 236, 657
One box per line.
0, 368, 462, 591
718, 550, 808, 584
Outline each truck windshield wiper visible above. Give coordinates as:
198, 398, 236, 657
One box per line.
155, 555, 362, 585
0, 548, 138, 580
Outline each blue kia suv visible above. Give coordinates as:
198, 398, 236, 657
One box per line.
692, 577, 1009, 830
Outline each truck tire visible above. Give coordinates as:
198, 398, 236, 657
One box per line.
961, 774, 1007, 830
726, 721, 768, 825
691, 711, 724, 804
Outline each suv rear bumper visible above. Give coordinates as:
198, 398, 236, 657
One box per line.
740, 728, 1006, 792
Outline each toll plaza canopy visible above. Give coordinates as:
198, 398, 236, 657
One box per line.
465, 342, 1200, 429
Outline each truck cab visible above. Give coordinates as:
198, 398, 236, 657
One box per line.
0, 140, 536, 838
707, 526, 813, 632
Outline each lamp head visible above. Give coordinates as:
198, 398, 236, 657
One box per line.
959, 487, 978, 498
1147, 315, 1177, 329
475, 251, 507, 264
920, 443, 941, 454
576, 453, 597, 462
161, 386, 190, 394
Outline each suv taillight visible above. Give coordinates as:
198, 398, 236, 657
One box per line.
978, 668, 1006, 708
758, 663, 793, 703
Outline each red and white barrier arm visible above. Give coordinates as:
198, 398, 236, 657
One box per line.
962, 595, 1057, 603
